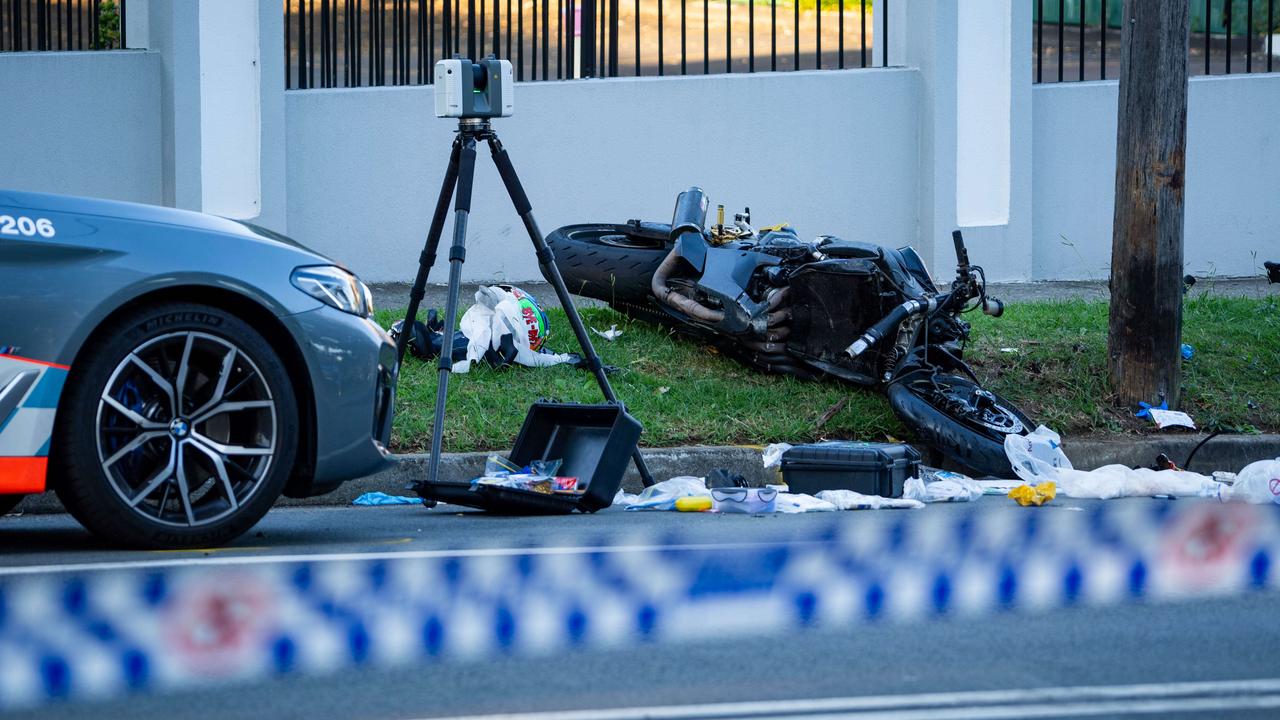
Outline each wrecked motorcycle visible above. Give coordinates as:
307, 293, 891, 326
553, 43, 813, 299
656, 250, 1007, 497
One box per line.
547, 188, 1033, 476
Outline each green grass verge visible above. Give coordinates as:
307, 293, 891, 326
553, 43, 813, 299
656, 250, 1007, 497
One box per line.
376, 293, 1280, 453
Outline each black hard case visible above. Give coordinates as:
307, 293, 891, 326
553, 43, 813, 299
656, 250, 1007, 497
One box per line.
781, 441, 921, 498
419, 402, 642, 514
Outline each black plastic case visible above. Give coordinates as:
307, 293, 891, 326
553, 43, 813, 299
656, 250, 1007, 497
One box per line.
781, 441, 921, 498
419, 402, 642, 514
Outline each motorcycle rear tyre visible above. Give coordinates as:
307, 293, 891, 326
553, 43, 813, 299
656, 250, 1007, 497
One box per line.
545, 224, 669, 303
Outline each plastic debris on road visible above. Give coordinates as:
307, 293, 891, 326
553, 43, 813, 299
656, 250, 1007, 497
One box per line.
815, 489, 924, 510
614, 477, 908, 513
353, 492, 423, 506
612, 489, 639, 508
1009, 482, 1056, 506
625, 476, 712, 511
976, 479, 1024, 495
903, 469, 984, 503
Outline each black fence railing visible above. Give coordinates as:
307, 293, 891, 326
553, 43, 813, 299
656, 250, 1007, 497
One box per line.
285, 0, 885, 89
1033, 0, 1277, 83
0, 0, 125, 52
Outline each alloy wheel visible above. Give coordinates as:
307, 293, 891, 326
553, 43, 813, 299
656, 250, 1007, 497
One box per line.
95, 331, 278, 527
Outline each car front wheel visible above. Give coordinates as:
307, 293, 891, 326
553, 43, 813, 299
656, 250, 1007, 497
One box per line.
52, 302, 299, 548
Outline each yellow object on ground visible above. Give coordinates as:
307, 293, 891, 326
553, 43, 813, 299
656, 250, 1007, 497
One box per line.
675, 496, 713, 512
1009, 482, 1057, 507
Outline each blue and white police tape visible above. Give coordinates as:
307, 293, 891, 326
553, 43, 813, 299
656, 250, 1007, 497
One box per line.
1, 501, 1277, 710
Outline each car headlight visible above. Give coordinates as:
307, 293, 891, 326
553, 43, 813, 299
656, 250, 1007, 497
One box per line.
291, 265, 374, 318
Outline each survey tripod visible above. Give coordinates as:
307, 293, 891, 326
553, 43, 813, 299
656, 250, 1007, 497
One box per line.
396, 118, 656, 491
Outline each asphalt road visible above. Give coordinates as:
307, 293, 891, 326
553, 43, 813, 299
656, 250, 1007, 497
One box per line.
4, 500, 1280, 720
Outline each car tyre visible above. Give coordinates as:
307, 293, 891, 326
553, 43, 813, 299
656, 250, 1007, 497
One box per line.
51, 302, 298, 549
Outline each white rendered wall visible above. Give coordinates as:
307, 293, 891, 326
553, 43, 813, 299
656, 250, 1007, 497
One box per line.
0, 51, 163, 204
285, 69, 923, 283
1033, 73, 1280, 280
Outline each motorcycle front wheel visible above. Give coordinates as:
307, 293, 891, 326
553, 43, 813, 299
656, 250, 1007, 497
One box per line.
887, 372, 1033, 477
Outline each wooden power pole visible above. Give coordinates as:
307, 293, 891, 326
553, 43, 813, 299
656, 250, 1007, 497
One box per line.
1108, 0, 1190, 408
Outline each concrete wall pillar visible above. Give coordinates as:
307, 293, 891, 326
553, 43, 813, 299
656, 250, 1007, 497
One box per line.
900, 0, 1033, 281
133, 0, 284, 229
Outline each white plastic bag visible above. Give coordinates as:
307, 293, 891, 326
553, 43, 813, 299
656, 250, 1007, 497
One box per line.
1223, 458, 1280, 505
1004, 425, 1074, 483
454, 286, 577, 372
624, 476, 710, 511
611, 489, 639, 508
903, 470, 984, 503
762, 443, 793, 470
815, 489, 924, 510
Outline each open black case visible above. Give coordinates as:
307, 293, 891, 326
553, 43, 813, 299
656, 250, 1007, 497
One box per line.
417, 401, 642, 514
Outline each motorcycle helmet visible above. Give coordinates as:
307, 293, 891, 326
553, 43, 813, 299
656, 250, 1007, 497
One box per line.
500, 285, 550, 352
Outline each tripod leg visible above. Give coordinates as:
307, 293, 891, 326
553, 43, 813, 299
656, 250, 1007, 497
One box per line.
397, 136, 464, 365
486, 135, 657, 488
425, 136, 479, 488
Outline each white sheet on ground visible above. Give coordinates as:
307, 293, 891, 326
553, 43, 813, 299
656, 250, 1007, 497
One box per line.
816, 489, 925, 510
1004, 425, 1225, 500
775, 493, 838, 513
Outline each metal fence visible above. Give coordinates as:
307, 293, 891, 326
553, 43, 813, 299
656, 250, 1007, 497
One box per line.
0, 0, 125, 52
1033, 0, 1278, 83
284, 0, 885, 89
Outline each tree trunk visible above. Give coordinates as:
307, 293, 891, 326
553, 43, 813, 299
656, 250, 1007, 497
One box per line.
1108, 0, 1190, 408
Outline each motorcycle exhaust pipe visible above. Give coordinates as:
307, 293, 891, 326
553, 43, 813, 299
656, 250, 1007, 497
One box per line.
670, 187, 709, 240
651, 248, 726, 324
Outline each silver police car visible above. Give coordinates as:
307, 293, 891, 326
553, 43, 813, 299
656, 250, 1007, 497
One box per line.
0, 190, 396, 548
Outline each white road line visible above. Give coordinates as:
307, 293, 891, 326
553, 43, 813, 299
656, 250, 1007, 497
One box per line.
420, 679, 1280, 720
0, 539, 818, 576
736, 695, 1280, 720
